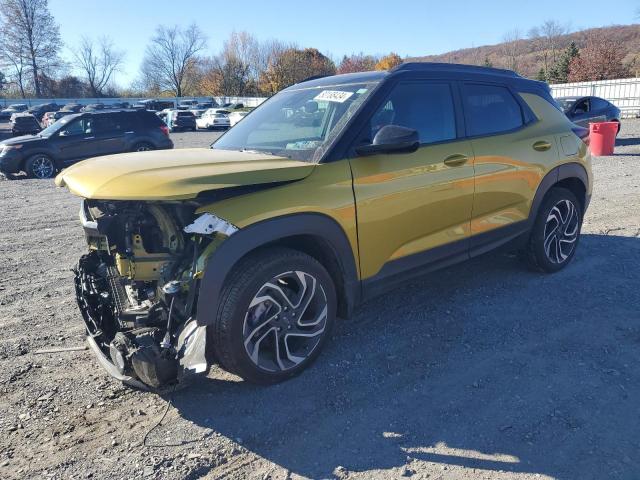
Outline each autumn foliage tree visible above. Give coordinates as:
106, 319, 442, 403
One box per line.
375, 53, 403, 71
337, 54, 377, 74
568, 33, 630, 82
259, 48, 335, 95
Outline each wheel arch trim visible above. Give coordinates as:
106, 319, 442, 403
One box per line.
195, 213, 360, 326
529, 162, 590, 224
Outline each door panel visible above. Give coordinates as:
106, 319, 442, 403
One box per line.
88, 115, 127, 156
350, 140, 475, 279
469, 126, 558, 235
458, 83, 559, 237
349, 80, 474, 280
49, 117, 92, 164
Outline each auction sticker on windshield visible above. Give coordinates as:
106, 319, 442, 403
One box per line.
314, 90, 354, 103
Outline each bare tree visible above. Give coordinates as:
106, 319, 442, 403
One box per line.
501, 29, 523, 73
73, 36, 124, 97
0, 0, 62, 96
529, 20, 570, 74
200, 31, 261, 96
0, 41, 29, 97
140, 24, 206, 97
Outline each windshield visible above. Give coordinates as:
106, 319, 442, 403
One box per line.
556, 98, 577, 112
39, 114, 77, 137
212, 82, 378, 161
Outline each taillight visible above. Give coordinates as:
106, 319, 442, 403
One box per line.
572, 125, 590, 145
159, 125, 169, 137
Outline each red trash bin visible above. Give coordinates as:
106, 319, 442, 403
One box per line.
589, 122, 617, 156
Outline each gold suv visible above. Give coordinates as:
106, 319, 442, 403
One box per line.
56, 63, 592, 389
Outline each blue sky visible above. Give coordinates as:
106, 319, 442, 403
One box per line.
50, 0, 638, 86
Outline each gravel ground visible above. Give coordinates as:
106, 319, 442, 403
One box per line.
0, 121, 639, 480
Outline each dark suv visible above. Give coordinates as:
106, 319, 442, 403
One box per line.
0, 109, 173, 179
167, 110, 197, 132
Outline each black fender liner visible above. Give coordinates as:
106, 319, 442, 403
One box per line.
195, 213, 360, 326
529, 162, 590, 223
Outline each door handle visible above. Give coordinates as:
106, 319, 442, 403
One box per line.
443, 154, 468, 167
83, 136, 95, 140
533, 140, 552, 152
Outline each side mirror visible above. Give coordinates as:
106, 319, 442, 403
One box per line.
356, 125, 420, 156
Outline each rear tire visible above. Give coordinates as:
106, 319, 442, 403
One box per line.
210, 247, 337, 384
523, 187, 582, 273
25, 154, 56, 179
132, 142, 153, 152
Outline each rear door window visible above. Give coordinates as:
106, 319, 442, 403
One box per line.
573, 98, 590, 114
461, 84, 524, 137
590, 97, 610, 111
369, 82, 457, 144
89, 115, 120, 134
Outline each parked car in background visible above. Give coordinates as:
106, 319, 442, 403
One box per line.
157, 108, 171, 123
0, 109, 173, 179
177, 99, 199, 110
228, 110, 248, 126
82, 103, 106, 112
47, 110, 75, 126
42, 112, 57, 127
196, 101, 216, 109
166, 109, 196, 131
196, 108, 230, 130
189, 106, 208, 119
132, 99, 175, 112
62, 103, 84, 112
28, 103, 59, 121
109, 101, 130, 109
556, 96, 621, 133
0, 103, 28, 121
11, 114, 42, 136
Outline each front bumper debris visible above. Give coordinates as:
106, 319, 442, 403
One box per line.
86, 334, 149, 390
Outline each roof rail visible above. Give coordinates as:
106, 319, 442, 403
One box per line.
391, 62, 520, 78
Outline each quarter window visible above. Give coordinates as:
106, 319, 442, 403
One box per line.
461, 84, 524, 136
369, 82, 456, 144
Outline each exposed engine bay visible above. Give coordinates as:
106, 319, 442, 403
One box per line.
74, 199, 234, 389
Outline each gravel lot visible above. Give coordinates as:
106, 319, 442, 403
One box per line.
0, 120, 639, 480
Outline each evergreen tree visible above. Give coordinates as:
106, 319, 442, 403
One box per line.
548, 41, 579, 84
483, 56, 493, 68
536, 67, 547, 82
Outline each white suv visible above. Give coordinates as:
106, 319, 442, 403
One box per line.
195, 108, 231, 130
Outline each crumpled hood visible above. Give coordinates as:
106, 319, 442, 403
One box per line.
55, 148, 316, 200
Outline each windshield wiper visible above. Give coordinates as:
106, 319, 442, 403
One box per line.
240, 148, 291, 159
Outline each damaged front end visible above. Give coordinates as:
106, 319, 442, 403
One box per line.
74, 199, 233, 389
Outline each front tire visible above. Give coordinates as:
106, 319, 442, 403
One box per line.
25, 154, 56, 179
524, 188, 582, 273
210, 247, 337, 384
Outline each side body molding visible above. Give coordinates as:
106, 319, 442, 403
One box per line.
196, 213, 360, 326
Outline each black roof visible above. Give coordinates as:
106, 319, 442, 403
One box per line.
287, 70, 388, 90
393, 62, 520, 78
290, 62, 541, 91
